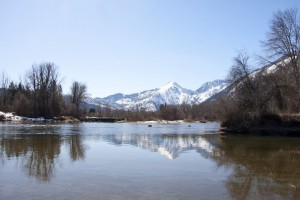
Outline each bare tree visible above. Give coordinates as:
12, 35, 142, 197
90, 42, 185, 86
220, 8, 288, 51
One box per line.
261, 8, 300, 111
223, 51, 279, 131
26, 63, 63, 118
262, 8, 300, 65
228, 51, 254, 91
70, 81, 87, 117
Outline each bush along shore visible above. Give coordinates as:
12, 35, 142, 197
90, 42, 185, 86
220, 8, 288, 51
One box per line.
221, 114, 300, 136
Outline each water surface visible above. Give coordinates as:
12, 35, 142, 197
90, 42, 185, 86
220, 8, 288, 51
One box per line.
0, 122, 299, 199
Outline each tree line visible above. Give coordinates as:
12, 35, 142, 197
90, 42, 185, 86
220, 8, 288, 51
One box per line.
0, 63, 87, 118
85, 102, 219, 122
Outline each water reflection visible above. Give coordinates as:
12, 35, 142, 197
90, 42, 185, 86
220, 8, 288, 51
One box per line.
100, 134, 213, 159
100, 133, 300, 199
67, 134, 85, 161
203, 135, 300, 200
0, 132, 215, 181
0, 134, 86, 182
1, 125, 300, 199
0, 135, 61, 181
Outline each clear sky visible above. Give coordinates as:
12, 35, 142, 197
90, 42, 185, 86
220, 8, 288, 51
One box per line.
0, 0, 299, 97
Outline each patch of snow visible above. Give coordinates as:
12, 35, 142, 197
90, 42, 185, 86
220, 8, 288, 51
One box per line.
265, 57, 291, 74
266, 65, 277, 74
249, 70, 260, 78
0, 111, 23, 121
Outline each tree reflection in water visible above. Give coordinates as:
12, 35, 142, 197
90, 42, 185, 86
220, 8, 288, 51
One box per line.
0, 133, 86, 182
24, 135, 61, 181
67, 134, 85, 161
0, 137, 4, 166
67, 125, 86, 161
204, 135, 300, 200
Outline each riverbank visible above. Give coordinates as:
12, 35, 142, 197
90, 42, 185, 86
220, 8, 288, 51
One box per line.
0, 111, 209, 124
0, 111, 81, 124
221, 114, 300, 136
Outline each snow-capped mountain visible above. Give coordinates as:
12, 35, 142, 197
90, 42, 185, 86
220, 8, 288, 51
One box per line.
85, 80, 228, 111
192, 80, 228, 103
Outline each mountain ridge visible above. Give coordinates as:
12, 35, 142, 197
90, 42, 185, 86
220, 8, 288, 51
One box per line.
84, 80, 228, 111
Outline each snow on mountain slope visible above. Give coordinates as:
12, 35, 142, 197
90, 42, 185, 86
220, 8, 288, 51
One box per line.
206, 57, 293, 102
104, 93, 139, 104
112, 81, 195, 111
196, 80, 227, 93
84, 97, 115, 109
193, 80, 228, 102
85, 80, 228, 111
158, 82, 194, 104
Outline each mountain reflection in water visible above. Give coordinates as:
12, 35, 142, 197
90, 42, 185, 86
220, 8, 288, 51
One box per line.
1, 124, 300, 199
99, 134, 214, 159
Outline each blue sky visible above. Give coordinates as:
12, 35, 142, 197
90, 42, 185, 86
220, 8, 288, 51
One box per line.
0, 0, 299, 97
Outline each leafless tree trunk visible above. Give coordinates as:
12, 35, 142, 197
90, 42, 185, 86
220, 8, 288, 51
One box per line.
70, 81, 87, 117
0, 72, 10, 112
228, 51, 255, 92
26, 63, 62, 118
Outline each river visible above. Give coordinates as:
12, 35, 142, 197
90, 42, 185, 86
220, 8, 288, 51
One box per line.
0, 122, 299, 199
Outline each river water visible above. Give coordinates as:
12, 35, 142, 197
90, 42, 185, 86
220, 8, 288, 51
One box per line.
0, 122, 299, 200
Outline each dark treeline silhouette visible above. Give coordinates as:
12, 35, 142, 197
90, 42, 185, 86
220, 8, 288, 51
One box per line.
85, 102, 219, 122
220, 8, 300, 134
0, 63, 87, 118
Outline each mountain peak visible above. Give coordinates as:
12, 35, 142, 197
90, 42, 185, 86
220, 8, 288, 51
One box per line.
158, 81, 183, 94
162, 81, 181, 89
